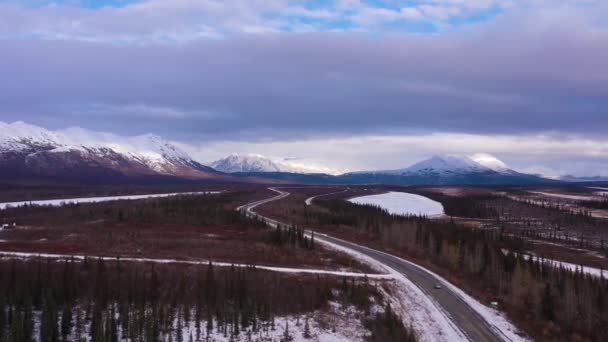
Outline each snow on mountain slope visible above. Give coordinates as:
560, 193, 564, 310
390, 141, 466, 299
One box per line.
469, 153, 510, 172
0, 121, 217, 179
406, 155, 489, 174
211, 154, 284, 173
211, 154, 338, 174
0, 121, 65, 151
352, 154, 520, 177
359, 154, 493, 176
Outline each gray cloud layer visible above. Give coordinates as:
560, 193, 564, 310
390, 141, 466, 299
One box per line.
1, 1, 607, 176
1, 6, 607, 141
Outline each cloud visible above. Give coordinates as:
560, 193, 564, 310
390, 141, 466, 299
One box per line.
0, 0, 556, 42
1, 0, 607, 176
76, 104, 199, 119
1, 11, 606, 139
177, 132, 608, 177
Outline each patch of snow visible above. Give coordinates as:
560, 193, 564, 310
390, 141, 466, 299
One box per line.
470, 153, 509, 172
510, 250, 606, 279
529, 191, 600, 201
174, 301, 374, 342
349, 191, 444, 217
0, 251, 393, 279
0, 191, 221, 210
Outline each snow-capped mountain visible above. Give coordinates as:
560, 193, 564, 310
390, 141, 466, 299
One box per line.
339, 154, 550, 185
211, 154, 284, 173
399, 155, 490, 175
211, 154, 339, 175
0, 121, 221, 182
356, 154, 507, 176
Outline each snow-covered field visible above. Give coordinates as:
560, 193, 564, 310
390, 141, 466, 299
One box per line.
348, 191, 444, 217
0, 191, 221, 210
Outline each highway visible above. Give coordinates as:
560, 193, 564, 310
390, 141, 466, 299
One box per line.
238, 187, 511, 342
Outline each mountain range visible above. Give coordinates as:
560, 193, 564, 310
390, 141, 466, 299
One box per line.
211, 154, 338, 175
0, 121, 226, 184
211, 153, 554, 186
0, 121, 585, 186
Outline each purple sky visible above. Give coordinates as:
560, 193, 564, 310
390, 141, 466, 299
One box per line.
1, 1, 607, 176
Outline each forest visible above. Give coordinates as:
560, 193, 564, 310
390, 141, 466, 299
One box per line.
311, 198, 608, 341
0, 191, 264, 228
578, 198, 608, 210
0, 257, 415, 342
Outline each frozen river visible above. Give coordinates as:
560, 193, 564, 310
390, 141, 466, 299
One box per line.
0, 191, 221, 210
348, 191, 444, 217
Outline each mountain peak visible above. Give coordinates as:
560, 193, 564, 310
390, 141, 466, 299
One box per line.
406, 154, 487, 174
211, 154, 283, 173
211, 154, 340, 174
0, 121, 216, 180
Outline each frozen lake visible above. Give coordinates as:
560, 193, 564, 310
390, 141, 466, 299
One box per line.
0, 191, 221, 210
348, 191, 444, 217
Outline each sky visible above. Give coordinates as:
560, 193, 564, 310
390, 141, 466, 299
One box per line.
1, 0, 607, 176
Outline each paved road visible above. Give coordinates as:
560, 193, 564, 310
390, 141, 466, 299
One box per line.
238, 188, 509, 342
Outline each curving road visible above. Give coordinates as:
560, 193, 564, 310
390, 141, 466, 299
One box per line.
238, 187, 512, 342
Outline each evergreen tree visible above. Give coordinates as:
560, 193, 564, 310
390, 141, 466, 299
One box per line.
541, 283, 555, 321
60, 305, 73, 341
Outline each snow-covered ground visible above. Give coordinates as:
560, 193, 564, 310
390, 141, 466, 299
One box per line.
349, 191, 444, 217
507, 250, 606, 279
0, 250, 393, 279
175, 301, 374, 342
0, 191, 221, 210
529, 191, 599, 201
37, 301, 376, 342
550, 258, 606, 278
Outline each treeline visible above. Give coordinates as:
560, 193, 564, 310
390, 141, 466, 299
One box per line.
422, 194, 500, 219
268, 225, 315, 250
0, 257, 414, 341
315, 199, 608, 341
514, 198, 596, 225
2, 192, 267, 229
578, 198, 608, 210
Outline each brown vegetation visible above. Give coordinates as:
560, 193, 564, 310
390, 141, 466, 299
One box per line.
0, 190, 371, 272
